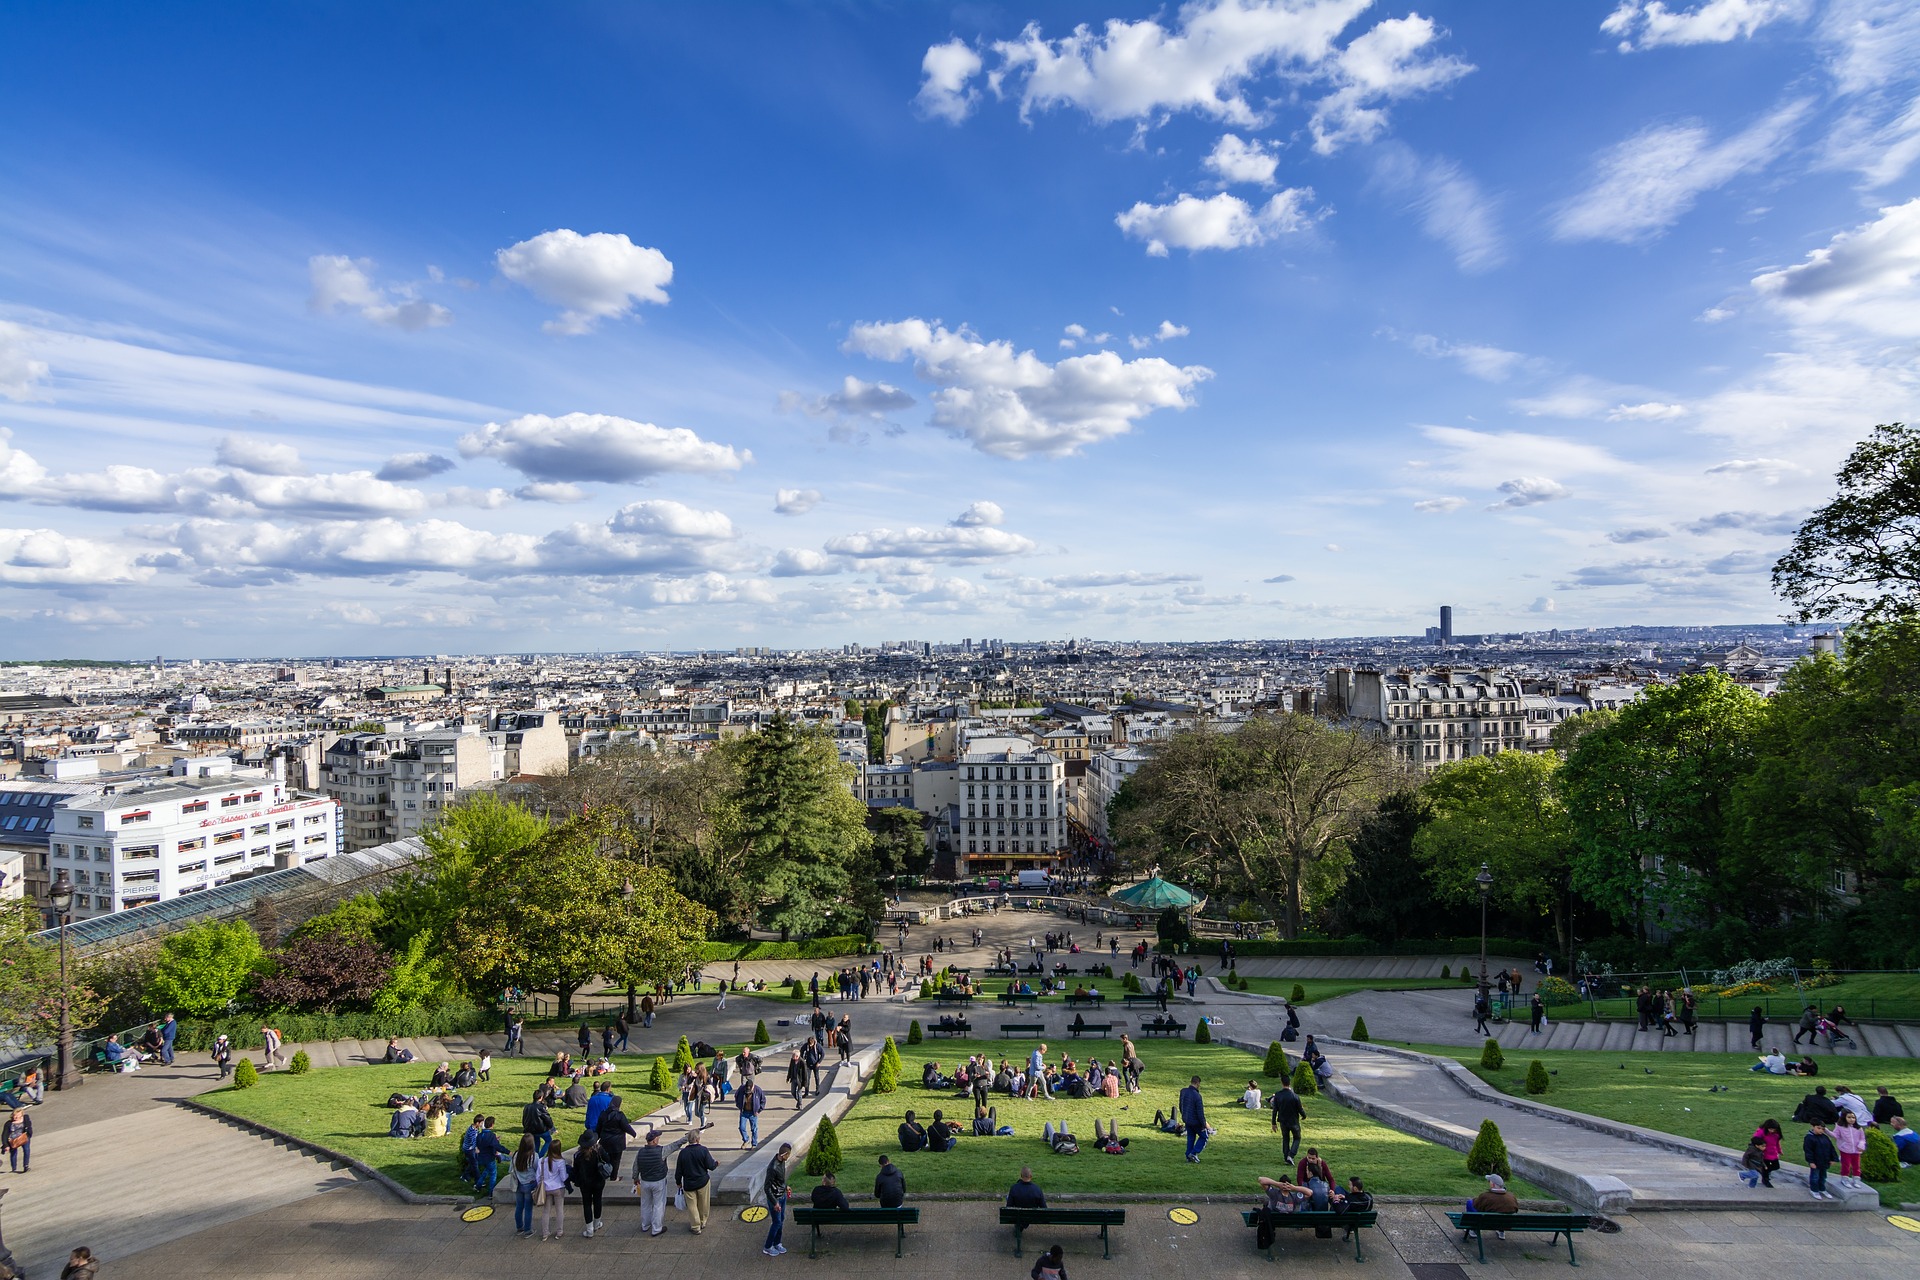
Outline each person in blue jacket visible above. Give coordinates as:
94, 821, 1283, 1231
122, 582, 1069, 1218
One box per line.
1179, 1074, 1209, 1162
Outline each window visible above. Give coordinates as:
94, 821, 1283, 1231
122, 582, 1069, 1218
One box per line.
274, 819, 293, 831
214, 852, 243, 866
177, 838, 205, 852
275, 841, 293, 853
303, 833, 328, 845
304, 814, 324, 825
77, 817, 94, 829
123, 846, 159, 860
220, 797, 241, 808
52, 843, 65, 858
182, 800, 208, 814
74, 869, 89, 884
73, 893, 89, 908
244, 791, 262, 803
251, 824, 269, 835
119, 811, 150, 825
121, 870, 157, 884
213, 830, 245, 845
177, 860, 206, 875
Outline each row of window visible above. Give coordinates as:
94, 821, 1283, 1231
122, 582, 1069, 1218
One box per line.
966, 840, 1048, 854
965, 821, 1051, 838
966, 804, 1051, 819
965, 784, 1055, 800
962, 764, 1053, 781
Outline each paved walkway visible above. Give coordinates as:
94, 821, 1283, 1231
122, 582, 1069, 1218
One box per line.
103, 1180, 1920, 1280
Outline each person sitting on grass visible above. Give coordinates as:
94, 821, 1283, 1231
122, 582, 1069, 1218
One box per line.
973, 1105, 998, 1136
431, 1062, 452, 1088
927, 1109, 958, 1152
1890, 1117, 1920, 1165
921, 1061, 952, 1090
1793, 1086, 1839, 1127
561, 1078, 589, 1109
1751, 1048, 1788, 1074
898, 1110, 928, 1152
389, 1101, 422, 1138
1834, 1086, 1873, 1127
1101, 1060, 1123, 1100
1463, 1173, 1520, 1239
453, 1062, 477, 1089
1006, 1165, 1046, 1208
1242, 1079, 1263, 1110
1786, 1055, 1819, 1077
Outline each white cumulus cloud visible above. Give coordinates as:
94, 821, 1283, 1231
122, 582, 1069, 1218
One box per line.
1488, 476, 1572, 509
495, 230, 673, 334
1205, 133, 1280, 186
307, 255, 451, 331
953, 500, 1006, 527
216, 436, 306, 476
459, 412, 747, 483
917, 38, 984, 122
1752, 197, 1920, 336
1601, 0, 1803, 51
843, 318, 1210, 459
0, 528, 151, 586
775, 488, 823, 516
1115, 189, 1320, 255
377, 452, 456, 481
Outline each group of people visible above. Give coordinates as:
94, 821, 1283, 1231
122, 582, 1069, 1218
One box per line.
1744, 1082, 1916, 1197
922, 1041, 1144, 1104
1633, 987, 1699, 1036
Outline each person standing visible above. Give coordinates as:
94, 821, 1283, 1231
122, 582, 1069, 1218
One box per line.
836, 1016, 853, 1065
159, 1013, 177, 1066
615, 1014, 630, 1052
1836, 1112, 1867, 1182
631, 1129, 671, 1238
761, 1142, 792, 1257
595, 1095, 636, 1182
1681, 991, 1697, 1037
59, 1249, 97, 1280
1805, 1121, 1838, 1200
537, 1142, 569, 1241
4, 1108, 30, 1173
1529, 994, 1545, 1035
1749, 1006, 1767, 1051
522, 1090, 555, 1157
578, 1019, 592, 1058
567, 1133, 608, 1238
737, 1075, 765, 1149
509, 1135, 540, 1238
641, 994, 655, 1029
473, 1116, 508, 1197
1179, 1074, 1209, 1162
1269, 1081, 1304, 1163
505, 1016, 524, 1057
786, 1050, 809, 1105
675, 1127, 719, 1234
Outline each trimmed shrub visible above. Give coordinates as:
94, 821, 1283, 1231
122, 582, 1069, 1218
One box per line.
170, 1000, 494, 1053
1291, 1060, 1317, 1098
1480, 1038, 1505, 1070
1123, 972, 1142, 993
907, 1020, 923, 1046
918, 979, 932, 998
648, 1056, 673, 1094
873, 1036, 901, 1093
1290, 983, 1306, 1003
1441, 965, 1451, 978
1525, 1060, 1550, 1094
753, 1020, 770, 1046
288, 1050, 312, 1075
1195, 1019, 1212, 1044
804, 1115, 844, 1175
1864, 1127, 1901, 1183
1263, 1040, 1289, 1078
232, 1058, 258, 1088
790, 983, 809, 1001
1466, 1119, 1512, 1179
1350, 1016, 1370, 1042
694, 937, 872, 962
672, 1035, 694, 1072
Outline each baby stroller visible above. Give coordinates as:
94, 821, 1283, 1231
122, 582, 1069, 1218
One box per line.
1818, 1017, 1856, 1049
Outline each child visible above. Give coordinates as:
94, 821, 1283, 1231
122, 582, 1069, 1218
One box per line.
1738, 1134, 1768, 1188
1804, 1122, 1838, 1200
1750, 1119, 1783, 1187
1031, 1244, 1067, 1280
1835, 1112, 1867, 1180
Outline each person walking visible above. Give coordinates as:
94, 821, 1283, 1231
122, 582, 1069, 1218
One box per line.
631, 1129, 671, 1238
1473, 989, 1491, 1036
577, 1019, 592, 1058
159, 1013, 177, 1066
212, 1034, 233, 1079
1749, 1006, 1766, 1051
601, 1022, 615, 1057
716, 980, 729, 1013
1030, 1243, 1068, 1280
836, 1017, 853, 1065
537, 1143, 569, 1240
1269, 1082, 1304, 1163
1793, 1005, 1819, 1047
1179, 1074, 1209, 1162
4, 1108, 30, 1173
762, 1142, 792, 1256
505, 1016, 524, 1057
786, 1049, 808, 1105
509, 1135, 540, 1238
567, 1133, 608, 1238
615, 1014, 629, 1051
737, 1075, 765, 1149
259, 1025, 284, 1071
675, 1127, 719, 1234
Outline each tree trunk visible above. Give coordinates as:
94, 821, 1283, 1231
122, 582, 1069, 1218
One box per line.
626, 982, 638, 1022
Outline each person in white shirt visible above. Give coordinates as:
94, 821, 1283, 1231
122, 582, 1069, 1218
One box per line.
1751, 1049, 1788, 1074
536, 1147, 569, 1241
1835, 1087, 1873, 1126
1242, 1079, 1263, 1109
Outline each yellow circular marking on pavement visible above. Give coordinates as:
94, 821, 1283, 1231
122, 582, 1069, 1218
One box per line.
460, 1206, 494, 1223
1168, 1207, 1199, 1225
740, 1205, 770, 1222
1888, 1214, 1920, 1233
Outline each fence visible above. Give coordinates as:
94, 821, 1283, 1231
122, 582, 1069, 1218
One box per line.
1539, 968, 1920, 1023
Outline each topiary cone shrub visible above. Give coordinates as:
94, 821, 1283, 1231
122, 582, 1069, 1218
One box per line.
672, 1035, 694, 1072
907, 1020, 923, 1045
805, 1115, 844, 1175
753, 1019, 771, 1045
1441, 964, 1451, 978
1195, 1019, 1212, 1044
649, 1056, 673, 1094
1123, 972, 1142, 993
288, 1050, 311, 1075
791, 982, 808, 1001
233, 1058, 259, 1088
1291, 1060, 1317, 1098
918, 978, 933, 998
1466, 1118, 1512, 1179
1525, 1060, 1550, 1094
1290, 983, 1307, 1003
1263, 1040, 1288, 1078
1480, 1038, 1505, 1071
1351, 1016, 1370, 1042
873, 1036, 901, 1092
1864, 1127, 1901, 1182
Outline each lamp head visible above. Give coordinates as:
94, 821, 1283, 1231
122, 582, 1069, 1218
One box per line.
1475, 863, 1494, 894
49, 870, 73, 914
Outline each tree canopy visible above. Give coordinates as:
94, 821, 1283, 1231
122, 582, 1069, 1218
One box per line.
1775, 421, 1920, 623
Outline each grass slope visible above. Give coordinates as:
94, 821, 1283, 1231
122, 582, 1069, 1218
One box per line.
830, 1037, 1544, 1200
1235, 977, 1464, 1004
1408, 1043, 1920, 1207
1567, 974, 1920, 1023
201, 1050, 726, 1195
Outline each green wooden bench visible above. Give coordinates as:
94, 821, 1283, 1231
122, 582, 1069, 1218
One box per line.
928, 1020, 972, 1038
1063, 994, 1106, 1008
1240, 1208, 1379, 1262
1445, 1211, 1586, 1265
1001, 1206, 1125, 1258
1121, 994, 1165, 1009
1138, 1019, 1186, 1038
1001, 1023, 1045, 1038
931, 993, 974, 1006
1069, 1022, 1114, 1038
997, 993, 1040, 1008
793, 1206, 921, 1258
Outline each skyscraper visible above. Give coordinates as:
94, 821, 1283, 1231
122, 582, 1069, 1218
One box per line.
1439, 605, 1453, 644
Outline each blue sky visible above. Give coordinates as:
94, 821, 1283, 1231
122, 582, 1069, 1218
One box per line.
0, 0, 1916, 655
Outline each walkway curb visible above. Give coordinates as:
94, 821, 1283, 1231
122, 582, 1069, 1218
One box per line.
179, 1097, 473, 1206
715, 1039, 885, 1206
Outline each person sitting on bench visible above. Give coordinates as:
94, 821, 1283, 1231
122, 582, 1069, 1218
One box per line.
1006, 1165, 1046, 1208
1257, 1175, 1309, 1212
1092, 1118, 1127, 1152
899, 1110, 929, 1152
973, 1105, 998, 1136
1464, 1173, 1520, 1240
927, 1109, 958, 1152
1041, 1119, 1077, 1153
810, 1170, 851, 1211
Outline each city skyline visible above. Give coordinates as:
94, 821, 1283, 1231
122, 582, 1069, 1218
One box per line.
0, 2, 1915, 653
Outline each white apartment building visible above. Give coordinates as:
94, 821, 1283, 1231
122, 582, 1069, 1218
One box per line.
1074, 746, 1149, 848
325, 716, 568, 850
48, 762, 338, 921
955, 749, 1066, 873
1324, 667, 1528, 770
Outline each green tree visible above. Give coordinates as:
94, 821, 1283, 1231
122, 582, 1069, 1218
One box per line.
232, 1058, 258, 1088
147, 919, 266, 1018
754, 1019, 771, 1045
1350, 1016, 1370, 1041
1864, 1126, 1901, 1182
649, 1056, 673, 1093
868, 806, 931, 880
1480, 1038, 1504, 1070
1415, 752, 1575, 956
1326, 791, 1434, 942
1291, 1060, 1317, 1097
1560, 672, 1767, 938
1774, 421, 1920, 622
873, 1036, 901, 1091
0, 900, 102, 1041
713, 714, 871, 937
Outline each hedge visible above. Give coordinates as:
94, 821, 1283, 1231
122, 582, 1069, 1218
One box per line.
169, 1000, 496, 1053
1204, 936, 1542, 958
693, 937, 872, 962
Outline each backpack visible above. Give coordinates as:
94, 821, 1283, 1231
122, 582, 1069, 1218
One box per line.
1255, 1211, 1276, 1249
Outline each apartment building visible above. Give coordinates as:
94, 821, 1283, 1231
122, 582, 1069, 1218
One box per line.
954, 748, 1066, 873
325, 716, 567, 850
47, 760, 338, 921
1323, 667, 1528, 769
1073, 746, 1149, 848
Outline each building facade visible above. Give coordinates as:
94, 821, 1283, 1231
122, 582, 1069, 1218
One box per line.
954, 749, 1066, 873
1323, 667, 1528, 769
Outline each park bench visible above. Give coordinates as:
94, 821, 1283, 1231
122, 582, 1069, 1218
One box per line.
997, 993, 1040, 1008
1121, 994, 1165, 1009
793, 1206, 920, 1258
929, 1020, 972, 1038
1001, 1207, 1126, 1259
1001, 1023, 1045, 1038
1241, 1208, 1379, 1262
1139, 1019, 1187, 1038
1445, 1211, 1586, 1265
986, 965, 1017, 977
1053, 966, 1079, 977
931, 993, 974, 1006
1063, 993, 1106, 1008
1068, 1021, 1114, 1038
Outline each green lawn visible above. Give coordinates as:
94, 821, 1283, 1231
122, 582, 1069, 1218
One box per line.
201, 1049, 732, 1195
1555, 973, 1920, 1022
828, 1037, 1548, 1201
1236, 977, 1466, 1004
1406, 1043, 1920, 1207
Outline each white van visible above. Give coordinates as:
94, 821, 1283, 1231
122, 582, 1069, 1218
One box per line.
1013, 869, 1052, 890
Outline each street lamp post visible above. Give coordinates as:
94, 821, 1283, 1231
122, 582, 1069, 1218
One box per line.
48, 870, 80, 1091
1475, 862, 1494, 997
620, 876, 639, 1023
